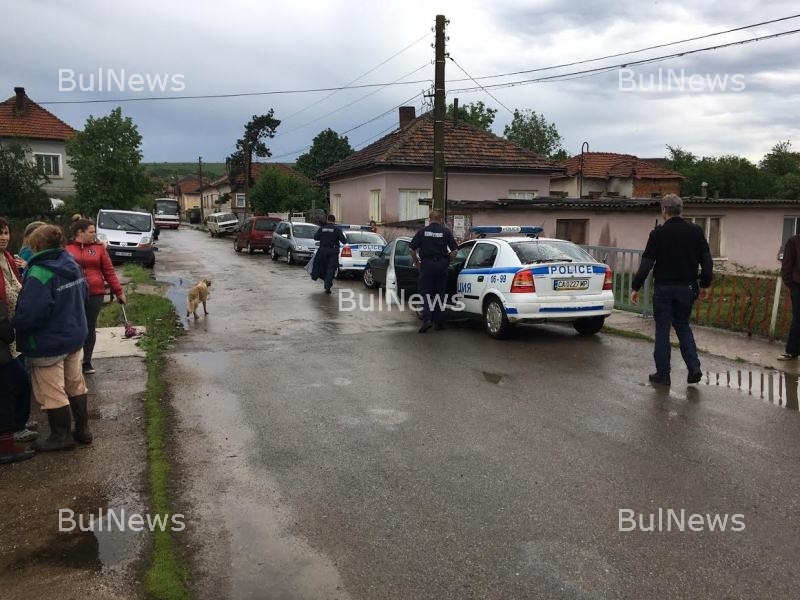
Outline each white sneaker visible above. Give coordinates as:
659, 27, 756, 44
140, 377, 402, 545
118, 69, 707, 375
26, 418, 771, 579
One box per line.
14, 428, 38, 443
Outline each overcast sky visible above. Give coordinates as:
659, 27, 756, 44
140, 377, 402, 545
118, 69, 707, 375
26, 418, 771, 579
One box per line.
4, 0, 799, 165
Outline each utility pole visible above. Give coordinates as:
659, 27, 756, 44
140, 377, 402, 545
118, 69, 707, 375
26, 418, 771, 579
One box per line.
198, 156, 204, 223
432, 14, 447, 216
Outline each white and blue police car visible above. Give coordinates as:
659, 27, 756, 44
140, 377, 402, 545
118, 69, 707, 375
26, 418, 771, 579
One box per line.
336, 225, 387, 279
448, 226, 614, 338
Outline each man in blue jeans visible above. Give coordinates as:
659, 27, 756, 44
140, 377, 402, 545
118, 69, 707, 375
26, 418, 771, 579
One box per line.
630, 194, 713, 386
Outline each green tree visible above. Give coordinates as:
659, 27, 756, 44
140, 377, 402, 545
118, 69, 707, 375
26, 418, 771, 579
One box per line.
295, 129, 353, 179
759, 140, 800, 177
446, 100, 497, 131
249, 166, 321, 214
226, 111, 281, 189
0, 141, 50, 218
666, 145, 770, 198
66, 107, 152, 216
772, 173, 800, 200
503, 109, 565, 159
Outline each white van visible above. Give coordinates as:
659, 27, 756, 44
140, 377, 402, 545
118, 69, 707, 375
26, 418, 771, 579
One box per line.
96, 209, 157, 268
206, 212, 239, 237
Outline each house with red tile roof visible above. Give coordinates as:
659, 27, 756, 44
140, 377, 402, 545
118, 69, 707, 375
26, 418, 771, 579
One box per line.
316, 107, 563, 226
210, 162, 315, 217
0, 87, 78, 198
550, 152, 684, 199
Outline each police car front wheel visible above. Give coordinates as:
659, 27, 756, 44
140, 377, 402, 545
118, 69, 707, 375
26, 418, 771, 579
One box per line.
483, 298, 511, 339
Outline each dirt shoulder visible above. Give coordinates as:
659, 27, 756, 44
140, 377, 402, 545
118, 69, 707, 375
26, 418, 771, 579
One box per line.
0, 355, 148, 599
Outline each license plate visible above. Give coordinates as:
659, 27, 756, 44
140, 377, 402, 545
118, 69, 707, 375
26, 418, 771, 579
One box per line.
554, 278, 589, 290
116, 252, 133, 257
361, 251, 377, 257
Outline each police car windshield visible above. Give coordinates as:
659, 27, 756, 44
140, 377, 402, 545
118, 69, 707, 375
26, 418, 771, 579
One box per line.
510, 240, 595, 264
344, 232, 385, 244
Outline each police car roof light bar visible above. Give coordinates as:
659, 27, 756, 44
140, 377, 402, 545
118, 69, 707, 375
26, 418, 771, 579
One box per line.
339, 224, 373, 230
472, 225, 543, 238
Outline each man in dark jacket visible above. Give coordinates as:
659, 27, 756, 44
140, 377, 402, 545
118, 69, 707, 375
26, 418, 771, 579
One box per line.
630, 194, 713, 386
779, 233, 800, 360
312, 214, 347, 294
409, 210, 458, 333
13, 225, 90, 451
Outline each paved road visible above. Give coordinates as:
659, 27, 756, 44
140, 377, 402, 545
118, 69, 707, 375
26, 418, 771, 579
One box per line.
156, 227, 800, 600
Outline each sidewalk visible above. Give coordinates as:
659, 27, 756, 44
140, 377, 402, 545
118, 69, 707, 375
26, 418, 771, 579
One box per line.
605, 310, 799, 372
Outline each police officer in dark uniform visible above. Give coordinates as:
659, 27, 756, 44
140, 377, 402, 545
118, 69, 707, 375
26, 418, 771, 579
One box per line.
410, 210, 458, 333
630, 194, 713, 386
313, 214, 347, 294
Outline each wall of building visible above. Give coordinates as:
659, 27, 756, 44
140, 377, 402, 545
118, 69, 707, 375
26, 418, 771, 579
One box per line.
26, 139, 76, 198
458, 206, 787, 271
330, 171, 554, 224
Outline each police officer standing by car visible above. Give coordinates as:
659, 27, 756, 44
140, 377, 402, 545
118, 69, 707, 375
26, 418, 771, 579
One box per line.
629, 194, 713, 386
313, 214, 347, 294
410, 210, 458, 333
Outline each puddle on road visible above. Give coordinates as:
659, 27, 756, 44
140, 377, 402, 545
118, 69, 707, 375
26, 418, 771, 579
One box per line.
700, 369, 800, 411
482, 371, 504, 385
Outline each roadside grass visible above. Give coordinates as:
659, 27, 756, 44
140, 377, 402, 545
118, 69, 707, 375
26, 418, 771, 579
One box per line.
98, 269, 189, 600
602, 325, 653, 342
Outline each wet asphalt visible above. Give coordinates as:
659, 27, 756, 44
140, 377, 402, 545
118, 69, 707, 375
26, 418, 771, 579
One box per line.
156, 227, 800, 600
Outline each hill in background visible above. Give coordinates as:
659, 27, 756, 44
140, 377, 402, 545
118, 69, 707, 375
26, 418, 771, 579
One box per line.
143, 162, 227, 180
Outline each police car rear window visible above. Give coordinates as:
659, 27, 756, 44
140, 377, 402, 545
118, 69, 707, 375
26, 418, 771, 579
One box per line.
510, 240, 595, 264
344, 232, 385, 244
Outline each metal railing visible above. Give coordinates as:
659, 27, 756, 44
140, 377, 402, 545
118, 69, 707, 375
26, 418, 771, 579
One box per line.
582, 244, 791, 340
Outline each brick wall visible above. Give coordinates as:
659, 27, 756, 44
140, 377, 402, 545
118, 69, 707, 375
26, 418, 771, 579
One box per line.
632, 178, 681, 198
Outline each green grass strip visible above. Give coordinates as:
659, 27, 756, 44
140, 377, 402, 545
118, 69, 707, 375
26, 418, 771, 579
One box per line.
99, 279, 189, 599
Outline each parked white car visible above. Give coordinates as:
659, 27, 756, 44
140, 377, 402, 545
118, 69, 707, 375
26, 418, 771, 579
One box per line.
96, 209, 157, 268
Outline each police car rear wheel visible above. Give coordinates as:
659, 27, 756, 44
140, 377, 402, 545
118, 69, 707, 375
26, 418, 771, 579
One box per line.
484, 298, 511, 339
573, 316, 605, 336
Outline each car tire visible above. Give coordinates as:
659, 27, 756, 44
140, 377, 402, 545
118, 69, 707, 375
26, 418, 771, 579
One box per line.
247, 242, 255, 255
363, 266, 379, 289
573, 316, 605, 336
287, 249, 294, 265
483, 297, 511, 339
271, 246, 279, 261
209, 230, 216, 238
234, 239, 242, 253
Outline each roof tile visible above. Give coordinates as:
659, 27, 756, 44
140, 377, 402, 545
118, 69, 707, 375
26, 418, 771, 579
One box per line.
0, 91, 77, 141
559, 152, 684, 180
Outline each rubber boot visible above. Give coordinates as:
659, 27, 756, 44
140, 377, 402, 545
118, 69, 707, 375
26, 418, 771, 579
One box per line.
32, 406, 75, 452
69, 394, 93, 445
0, 432, 35, 464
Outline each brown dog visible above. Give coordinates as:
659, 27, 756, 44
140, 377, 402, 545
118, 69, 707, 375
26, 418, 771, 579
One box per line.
187, 279, 211, 319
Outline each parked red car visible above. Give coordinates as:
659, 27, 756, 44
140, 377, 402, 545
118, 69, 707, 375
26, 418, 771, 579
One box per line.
234, 216, 281, 254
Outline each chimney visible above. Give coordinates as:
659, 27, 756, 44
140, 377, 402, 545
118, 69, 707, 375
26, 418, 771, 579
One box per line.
399, 106, 415, 129
453, 98, 459, 126
14, 87, 25, 113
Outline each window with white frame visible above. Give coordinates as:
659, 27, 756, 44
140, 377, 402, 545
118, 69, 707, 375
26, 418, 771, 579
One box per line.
398, 189, 431, 221
235, 193, 246, 208
507, 190, 537, 200
686, 216, 722, 257
35, 153, 61, 177
331, 194, 342, 219
369, 190, 381, 222
782, 217, 800, 247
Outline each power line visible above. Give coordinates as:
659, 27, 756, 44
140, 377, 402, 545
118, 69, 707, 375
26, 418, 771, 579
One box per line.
281, 32, 430, 122
465, 13, 800, 82
447, 56, 514, 115
449, 27, 800, 93
38, 16, 800, 106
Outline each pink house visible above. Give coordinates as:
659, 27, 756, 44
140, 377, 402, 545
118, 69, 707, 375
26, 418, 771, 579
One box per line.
316, 107, 563, 225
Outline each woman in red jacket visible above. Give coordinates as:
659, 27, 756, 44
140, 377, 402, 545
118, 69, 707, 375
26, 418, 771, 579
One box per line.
66, 219, 127, 374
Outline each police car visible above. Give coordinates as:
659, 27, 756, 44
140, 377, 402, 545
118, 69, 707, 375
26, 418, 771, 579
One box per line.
336, 225, 386, 279
366, 226, 614, 339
